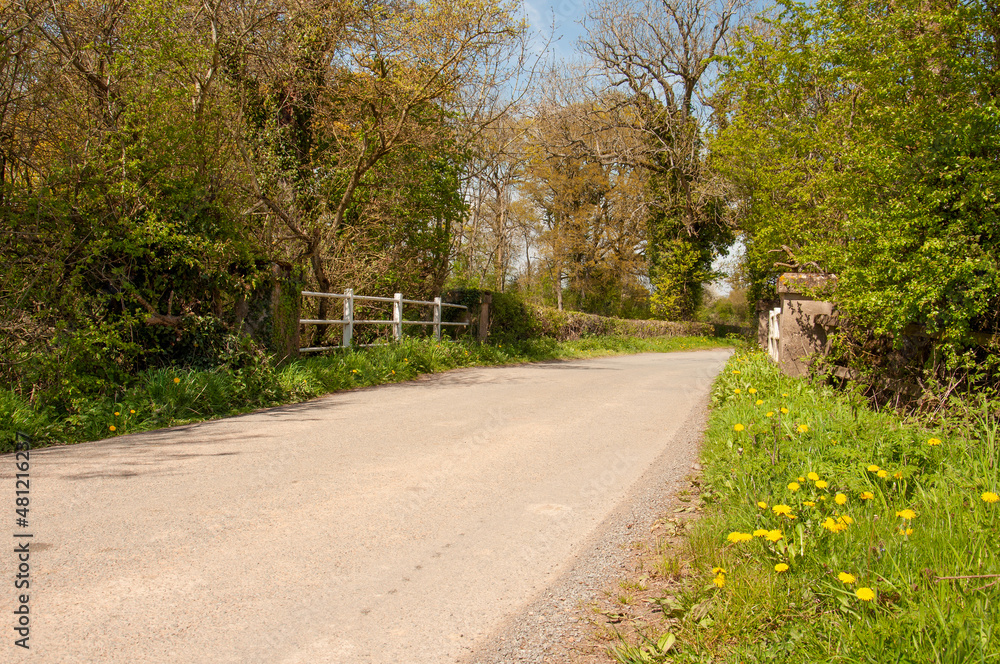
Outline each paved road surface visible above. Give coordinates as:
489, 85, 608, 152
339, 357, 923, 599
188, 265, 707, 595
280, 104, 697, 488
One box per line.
1, 350, 730, 663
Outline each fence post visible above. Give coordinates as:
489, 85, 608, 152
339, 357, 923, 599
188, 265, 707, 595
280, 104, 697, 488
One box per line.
478, 293, 491, 342
433, 296, 442, 341
393, 292, 403, 341
342, 288, 354, 348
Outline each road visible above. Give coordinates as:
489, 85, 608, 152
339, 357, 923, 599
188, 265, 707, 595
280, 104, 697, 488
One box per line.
1, 349, 730, 663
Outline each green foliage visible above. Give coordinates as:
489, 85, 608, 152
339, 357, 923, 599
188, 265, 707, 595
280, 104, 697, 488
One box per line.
449, 289, 715, 343
714, 0, 1000, 364
527, 305, 713, 342
628, 351, 1000, 662
649, 239, 718, 321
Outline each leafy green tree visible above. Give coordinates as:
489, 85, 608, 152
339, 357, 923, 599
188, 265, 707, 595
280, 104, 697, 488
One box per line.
715, 0, 1000, 371
581, 0, 747, 319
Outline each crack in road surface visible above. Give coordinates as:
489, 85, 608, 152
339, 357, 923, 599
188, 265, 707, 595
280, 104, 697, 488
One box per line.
1, 350, 730, 663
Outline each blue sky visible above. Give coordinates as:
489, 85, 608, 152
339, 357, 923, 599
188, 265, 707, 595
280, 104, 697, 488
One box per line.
522, 0, 591, 59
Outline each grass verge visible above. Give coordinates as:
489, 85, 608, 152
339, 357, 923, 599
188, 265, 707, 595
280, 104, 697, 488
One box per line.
1, 334, 731, 452
610, 349, 1000, 663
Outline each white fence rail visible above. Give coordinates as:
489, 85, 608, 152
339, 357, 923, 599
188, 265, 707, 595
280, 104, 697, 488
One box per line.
299, 289, 469, 353
768, 307, 781, 363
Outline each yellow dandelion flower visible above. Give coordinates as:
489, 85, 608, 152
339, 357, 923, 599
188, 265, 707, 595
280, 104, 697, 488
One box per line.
772, 504, 792, 515
899, 527, 914, 536
765, 530, 783, 542
734, 423, 745, 432
894, 471, 904, 479
807, 472, 820, 481
757, 501, 768, 509
727, 532, 751, 543
756, 399, 764, 405
860, 491, 875, 500
867, 464, 880, 473
391, 370, 395, 375
839, 515, 854, 525
821, 517, 848, 533
108, 425, 116, 432
352, 369, 359, 374
713, 567, 727, 574
797, 476, 805, 482
766, 411, 775, 418
173, 377, 180, 384
114, 411, 120, 416
714, 574, 726, 588
732, 370, 741, 375
838, 572, 856, 585
781, 407, 789, 414
129, 409, 135, 414
788, 482, 800, 492
753, 529, 768, 537
782, 392, 789, 397
749, 388, 757, 394
927, 438, 941, 446
982, 492, 999, 503
803, 501, 816, 507
834, 493, 847, 505
877, 470, 889, 479
775, 563, 789, 573
896, 509, 916, 520
819, 496, 827, 501
797, 424, 809, 433
815, 480, 829, 489
734, 388, 742, 394
856, 587, 876, 602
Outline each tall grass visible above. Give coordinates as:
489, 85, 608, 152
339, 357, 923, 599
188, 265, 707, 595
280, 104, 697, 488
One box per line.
614, 350, 1000, 663
1, 335, 730, 452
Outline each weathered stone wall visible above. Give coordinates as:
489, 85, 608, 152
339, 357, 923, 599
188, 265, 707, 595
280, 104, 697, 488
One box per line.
765, 274, 839, 377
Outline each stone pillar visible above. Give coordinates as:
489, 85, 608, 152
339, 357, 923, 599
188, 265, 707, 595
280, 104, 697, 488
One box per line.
776, 273, 837, 377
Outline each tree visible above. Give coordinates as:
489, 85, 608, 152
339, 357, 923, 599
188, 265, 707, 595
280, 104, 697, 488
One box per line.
523, 100, 649, 315
229, 0, 528, 332
580, 0, 748, 318
714, 0, 1000, 382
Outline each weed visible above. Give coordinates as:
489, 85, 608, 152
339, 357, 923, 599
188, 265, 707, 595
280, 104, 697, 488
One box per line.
619, 349, 1000, 662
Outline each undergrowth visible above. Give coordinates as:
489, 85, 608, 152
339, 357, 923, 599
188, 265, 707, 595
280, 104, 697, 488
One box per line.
612, 350, 1000, 663
1, 335, 729, 452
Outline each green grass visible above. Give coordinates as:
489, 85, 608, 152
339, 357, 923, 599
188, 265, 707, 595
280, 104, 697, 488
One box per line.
613, 350, 1000, 663
1, 334, 730, 452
